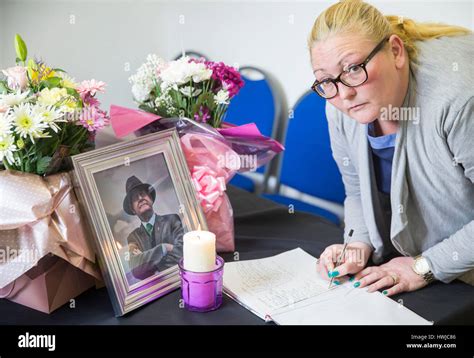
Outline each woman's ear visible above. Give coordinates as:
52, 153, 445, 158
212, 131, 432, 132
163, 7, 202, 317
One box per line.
389, 34, 407, 69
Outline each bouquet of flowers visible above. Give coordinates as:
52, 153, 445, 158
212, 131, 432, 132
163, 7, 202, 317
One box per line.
111, 55, 284, 253
0, 34, 109, 175
0, 35, 104, 313
129, 54, 243, 128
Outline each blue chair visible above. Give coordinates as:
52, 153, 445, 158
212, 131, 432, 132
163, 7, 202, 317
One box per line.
225, 66, 285, 193
263, 91, 345, 225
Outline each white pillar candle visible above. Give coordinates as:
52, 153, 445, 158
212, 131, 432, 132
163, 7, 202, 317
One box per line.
183, 230, 216, 272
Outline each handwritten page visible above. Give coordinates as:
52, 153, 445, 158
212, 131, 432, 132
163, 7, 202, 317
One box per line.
224, 249, 328, 313
224, 248, 339, 320
223, 248, 432, 325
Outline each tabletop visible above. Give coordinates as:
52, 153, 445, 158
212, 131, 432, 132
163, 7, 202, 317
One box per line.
0, 186, 473, 325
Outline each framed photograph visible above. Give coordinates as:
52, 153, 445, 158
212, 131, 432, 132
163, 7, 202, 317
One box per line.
72, 128, 207, 316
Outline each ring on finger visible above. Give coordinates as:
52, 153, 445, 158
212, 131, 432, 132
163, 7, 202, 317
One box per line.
389, 274, 399, 285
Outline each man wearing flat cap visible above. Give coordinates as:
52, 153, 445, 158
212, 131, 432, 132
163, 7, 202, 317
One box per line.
123, 175, 184, 280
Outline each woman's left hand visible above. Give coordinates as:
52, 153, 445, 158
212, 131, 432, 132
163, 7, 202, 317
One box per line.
353, 257, 428, 296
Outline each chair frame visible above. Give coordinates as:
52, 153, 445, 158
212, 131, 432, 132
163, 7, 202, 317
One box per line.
235, 65, 288, 195
172, 50, 208, 61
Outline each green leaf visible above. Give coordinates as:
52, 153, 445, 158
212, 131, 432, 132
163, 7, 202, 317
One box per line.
36, 156, 52, 175
27, 58, 37, 79
24, 160, 32, 173
52, 68, 67, 73
14, 34, 28, 62
66, 87, 80, 99
138, 104, 158, 114
0, 81, 9, 94
41, 77, 62, 88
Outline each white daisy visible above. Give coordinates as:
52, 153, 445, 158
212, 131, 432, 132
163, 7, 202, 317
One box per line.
179, 86, 202, 98
10, 103, 49, 143
0, 113, 13, 137
0, 135, 17, 165
214, 89, 230, 105
0, 90, 30, 108
32, 104, 65, 133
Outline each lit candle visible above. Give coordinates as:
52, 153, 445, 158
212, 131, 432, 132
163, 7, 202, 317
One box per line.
183, 228, 216, 272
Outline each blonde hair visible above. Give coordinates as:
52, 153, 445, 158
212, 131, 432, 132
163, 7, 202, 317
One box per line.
308, 0, 471, 62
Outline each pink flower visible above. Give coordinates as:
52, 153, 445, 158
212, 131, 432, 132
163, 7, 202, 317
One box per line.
82, 95, 100, 107
77, 79, 106, 97
2, 66, 28, 91
205, 61, 244, 98
189, 59, 244, 98
79, 105, 109, 131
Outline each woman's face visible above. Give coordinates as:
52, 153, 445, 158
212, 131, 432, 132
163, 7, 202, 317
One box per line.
310, 34, 408, 124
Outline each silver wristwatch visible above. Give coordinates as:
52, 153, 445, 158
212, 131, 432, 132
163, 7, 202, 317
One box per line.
412, 255, 435, 284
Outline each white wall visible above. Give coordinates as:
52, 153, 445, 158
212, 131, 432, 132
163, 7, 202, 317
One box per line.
0, 0, 6, 70
1, 0, 472, 138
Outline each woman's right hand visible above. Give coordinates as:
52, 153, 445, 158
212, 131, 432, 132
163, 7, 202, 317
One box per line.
317, 242, 373, 281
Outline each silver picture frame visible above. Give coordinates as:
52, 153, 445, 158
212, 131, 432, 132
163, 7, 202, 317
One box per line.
72, 128, 207, 316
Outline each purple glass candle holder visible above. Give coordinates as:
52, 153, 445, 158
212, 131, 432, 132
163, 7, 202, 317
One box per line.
178, 256, 224, 312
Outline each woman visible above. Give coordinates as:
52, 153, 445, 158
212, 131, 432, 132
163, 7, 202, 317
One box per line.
312, 0, 473, 295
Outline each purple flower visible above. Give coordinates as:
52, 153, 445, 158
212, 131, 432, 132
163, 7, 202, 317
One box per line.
190, 59, 244, 98
208, 62, 244, 98
194, 105, 211, 123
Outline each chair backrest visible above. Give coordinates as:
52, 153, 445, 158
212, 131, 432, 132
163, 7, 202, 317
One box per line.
225, 66, 284, 176
277, 90, 345, 204
172, 50, 208, 61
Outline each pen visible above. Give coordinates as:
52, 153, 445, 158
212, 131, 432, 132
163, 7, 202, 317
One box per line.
328, 229, 354, 289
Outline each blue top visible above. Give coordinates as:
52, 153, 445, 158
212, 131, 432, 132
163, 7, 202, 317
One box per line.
367, 122, 397, 194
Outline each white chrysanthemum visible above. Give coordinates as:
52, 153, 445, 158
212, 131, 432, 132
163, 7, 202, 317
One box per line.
190, 64, 212, 83
0, 90, 30, 108
0, 135, 17, 165
32, 104, 64, 133
179, 86, 202, 98
159, 57, 191, 86
0, 113, 13, 137
37, 87, 68, 107
214, 89, 230, 105
160, 57, 212, 87
10, 103, 49, 143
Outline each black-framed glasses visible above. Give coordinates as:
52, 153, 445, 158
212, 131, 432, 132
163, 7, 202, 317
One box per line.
311, 37, 389, 99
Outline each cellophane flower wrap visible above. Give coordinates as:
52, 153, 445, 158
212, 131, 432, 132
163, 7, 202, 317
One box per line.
112, 55, 284, 252
0, 35, 106, 312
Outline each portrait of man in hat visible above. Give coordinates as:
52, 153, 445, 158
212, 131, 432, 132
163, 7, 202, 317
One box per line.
123, 175, 184, 280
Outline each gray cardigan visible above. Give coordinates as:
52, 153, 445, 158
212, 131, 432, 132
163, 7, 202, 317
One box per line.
326, 34, 474, 284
